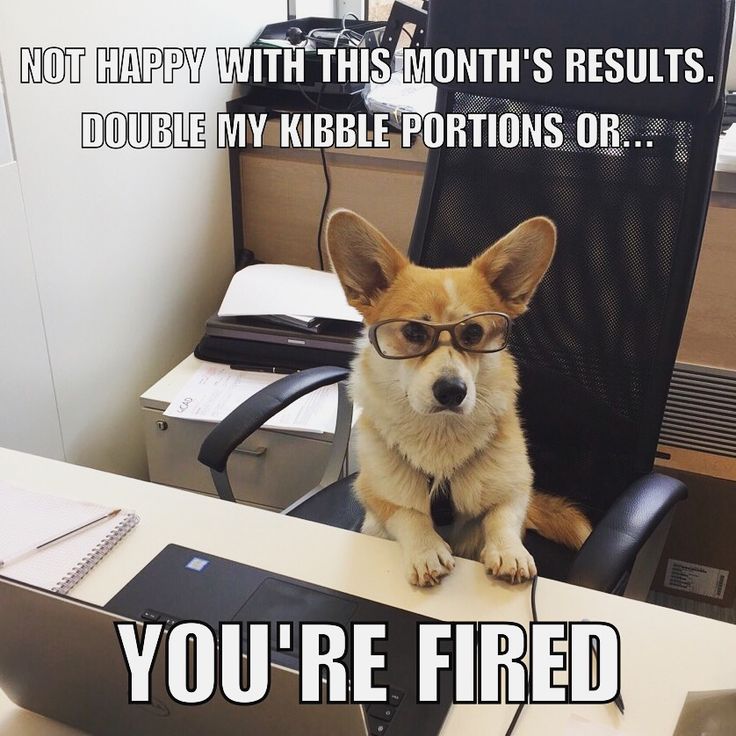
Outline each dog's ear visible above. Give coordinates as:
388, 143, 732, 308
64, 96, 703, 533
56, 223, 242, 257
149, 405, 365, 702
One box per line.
472, 217, 556, 316
327, 209, 408, 314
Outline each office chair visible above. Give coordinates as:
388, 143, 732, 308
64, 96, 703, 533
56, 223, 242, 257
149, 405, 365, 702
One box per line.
200, 0, 734, 594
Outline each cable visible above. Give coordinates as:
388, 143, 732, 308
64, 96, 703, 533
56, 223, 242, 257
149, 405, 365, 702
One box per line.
503, 701, 526, 736
306, 13, 363, 50
297, 11, 369, 269
295, 82, 356, 114
336, 12, 361, 48
291, 82, 332, 269
317, 146, 331, 271
305, 27, 357, 49
503, 575, 539, 736
313, 83, 330, 271
311, 14, 364, 266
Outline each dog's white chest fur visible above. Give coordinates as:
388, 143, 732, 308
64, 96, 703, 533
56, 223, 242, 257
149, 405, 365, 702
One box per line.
351, 345, 515, 481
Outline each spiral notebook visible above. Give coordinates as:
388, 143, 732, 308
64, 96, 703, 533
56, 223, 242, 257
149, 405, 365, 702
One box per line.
0, 482, 139, 594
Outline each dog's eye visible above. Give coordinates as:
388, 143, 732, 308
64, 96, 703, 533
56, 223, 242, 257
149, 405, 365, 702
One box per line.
459, 322, 484, 346
401, 322, 429, 345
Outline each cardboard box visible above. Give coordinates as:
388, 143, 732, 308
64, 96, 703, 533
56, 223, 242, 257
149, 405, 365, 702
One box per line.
652, 468, 736, 607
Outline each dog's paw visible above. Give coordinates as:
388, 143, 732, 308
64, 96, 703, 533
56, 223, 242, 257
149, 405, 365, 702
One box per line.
481, 543, 537, 584
405, 539, 455, 587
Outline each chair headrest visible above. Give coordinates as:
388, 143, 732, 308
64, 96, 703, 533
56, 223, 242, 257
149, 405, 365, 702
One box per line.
425, 0, 734, 119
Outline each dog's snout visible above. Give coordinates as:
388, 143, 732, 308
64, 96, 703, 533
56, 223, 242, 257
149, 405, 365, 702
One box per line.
432, 377, 467, 408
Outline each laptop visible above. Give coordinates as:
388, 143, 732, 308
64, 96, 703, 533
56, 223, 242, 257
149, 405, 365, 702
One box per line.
0, 545, 453, 735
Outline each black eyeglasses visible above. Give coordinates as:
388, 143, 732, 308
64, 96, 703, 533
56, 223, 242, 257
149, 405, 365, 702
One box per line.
367, 312, 511, 360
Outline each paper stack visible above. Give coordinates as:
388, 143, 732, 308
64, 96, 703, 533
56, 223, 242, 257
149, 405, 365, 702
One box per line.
218, 263, 362, 323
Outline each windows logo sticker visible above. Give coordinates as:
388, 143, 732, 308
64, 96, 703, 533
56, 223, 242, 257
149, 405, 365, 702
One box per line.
186, 557, 209, 572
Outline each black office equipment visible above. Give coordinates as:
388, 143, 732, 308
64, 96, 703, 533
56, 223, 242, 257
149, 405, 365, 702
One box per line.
253, 17, 387, 97
195, 314, 360, 370
106, 544, 453, 736
199, 0, 734, 594
195, 11, 390, 371
223, 6, 430, 275
376, 1, 428, 63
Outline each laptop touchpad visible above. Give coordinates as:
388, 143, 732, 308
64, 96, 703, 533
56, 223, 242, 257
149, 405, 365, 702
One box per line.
232, 578, 358, 651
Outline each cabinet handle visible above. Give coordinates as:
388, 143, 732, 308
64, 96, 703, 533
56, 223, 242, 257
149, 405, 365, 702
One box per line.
234, 445, 267, 457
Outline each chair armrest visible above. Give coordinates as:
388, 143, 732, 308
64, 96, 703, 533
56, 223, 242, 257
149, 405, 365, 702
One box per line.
198, 365, 350, 473
567, 472, 687, 592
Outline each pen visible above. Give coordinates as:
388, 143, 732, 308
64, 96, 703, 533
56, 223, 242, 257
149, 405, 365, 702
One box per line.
583, 618, 625, 715
230, 364, 298, 375
0, 509, 121, 568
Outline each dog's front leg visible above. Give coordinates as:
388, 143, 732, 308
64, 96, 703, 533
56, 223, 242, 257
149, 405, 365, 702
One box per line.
481, 498, 537, 583
384, 506, 455, 587
361, 485, 455, 587
354, 438, 456, 587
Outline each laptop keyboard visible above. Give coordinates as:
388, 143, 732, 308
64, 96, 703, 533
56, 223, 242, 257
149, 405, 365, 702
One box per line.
366, 688, 404, 735
140, 609, 406, 735
141, 608, 177, 626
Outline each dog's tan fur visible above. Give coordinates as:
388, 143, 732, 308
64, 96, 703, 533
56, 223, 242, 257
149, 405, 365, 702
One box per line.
327, 209, 592, 586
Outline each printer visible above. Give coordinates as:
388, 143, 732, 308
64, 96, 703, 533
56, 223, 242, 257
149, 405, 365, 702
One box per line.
195, 263, 362, 371
195, 313, 359, 371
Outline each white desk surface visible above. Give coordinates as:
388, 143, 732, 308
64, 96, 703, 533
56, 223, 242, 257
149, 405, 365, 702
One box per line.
139, 353, 205, 412
1, 447, 734, 736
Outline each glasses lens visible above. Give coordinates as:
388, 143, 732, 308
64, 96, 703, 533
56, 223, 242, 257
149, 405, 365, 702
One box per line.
374, 320, 432, 358
454, 314, 509, 352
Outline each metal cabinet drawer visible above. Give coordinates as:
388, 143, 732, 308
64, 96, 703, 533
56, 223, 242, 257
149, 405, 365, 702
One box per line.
142, 407, 332, 511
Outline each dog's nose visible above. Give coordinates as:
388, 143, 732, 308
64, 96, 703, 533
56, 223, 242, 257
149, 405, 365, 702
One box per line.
432, 377, 467, 408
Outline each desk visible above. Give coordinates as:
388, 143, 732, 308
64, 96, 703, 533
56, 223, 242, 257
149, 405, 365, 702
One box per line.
1, 447, 734, 736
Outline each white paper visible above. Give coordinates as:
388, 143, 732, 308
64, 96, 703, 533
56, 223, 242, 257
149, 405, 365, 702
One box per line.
717, 123, 736, 173
164, 363, 338, 435
218, 264, 362, 323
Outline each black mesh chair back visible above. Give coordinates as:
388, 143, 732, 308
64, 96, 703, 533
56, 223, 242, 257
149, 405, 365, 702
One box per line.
410, 0, 734, 521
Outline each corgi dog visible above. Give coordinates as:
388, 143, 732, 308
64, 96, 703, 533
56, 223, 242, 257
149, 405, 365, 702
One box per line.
326, 209, 592, 587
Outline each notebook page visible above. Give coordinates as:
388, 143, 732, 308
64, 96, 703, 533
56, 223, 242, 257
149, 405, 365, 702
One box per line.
0, 482, 137, 593
0, 482, 116, 560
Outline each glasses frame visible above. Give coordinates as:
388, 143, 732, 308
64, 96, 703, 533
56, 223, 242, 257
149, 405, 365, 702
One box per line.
367, 311, 512, 360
